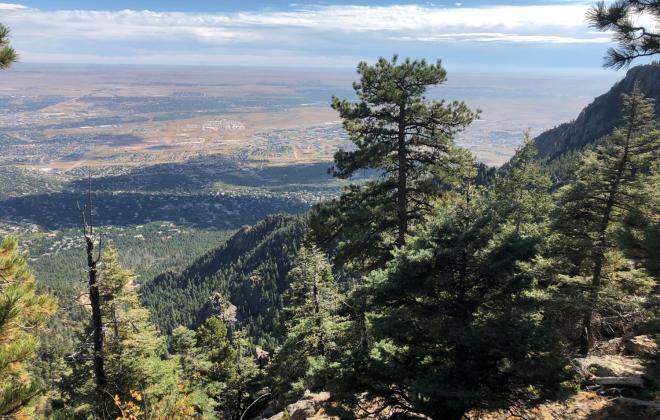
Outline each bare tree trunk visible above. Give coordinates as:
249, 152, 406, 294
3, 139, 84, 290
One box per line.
312, 262, 324, 356
86, 235, 106, 397
80, 179, 107, 408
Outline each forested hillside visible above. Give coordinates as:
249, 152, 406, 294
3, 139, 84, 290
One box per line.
2, 3, 659, 416
140, 214, 306, 348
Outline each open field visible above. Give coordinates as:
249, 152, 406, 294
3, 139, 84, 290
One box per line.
0, 64, 618, 170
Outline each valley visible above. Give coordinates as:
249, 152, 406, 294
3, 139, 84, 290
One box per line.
0, 64, 619, 293
1, 0, 658, 416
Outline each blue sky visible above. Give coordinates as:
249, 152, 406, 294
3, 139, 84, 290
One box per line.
0, 1, 638, 73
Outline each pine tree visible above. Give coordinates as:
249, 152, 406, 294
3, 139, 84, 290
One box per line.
552, 87, 658, 353
587, 1, 660, 69
313, 56, 478, 271
354, 186, 567, 419
171, 321, 233, 417
619, 169, 660, 277
271, 244, 344, 402
101, 245, 179, 414
0, 23, 17, 69
0, 236, 55, 416
225, 328, 259, 419
197, 317, 236, 413
63, 244, 180, 417
494, 133, 552, 234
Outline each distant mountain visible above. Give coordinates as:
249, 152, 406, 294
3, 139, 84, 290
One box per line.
140, 213, 306, 348
534, 64, 660, 160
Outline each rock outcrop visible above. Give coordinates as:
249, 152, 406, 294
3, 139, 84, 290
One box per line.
194, 291, 238, 327
534, 63, 660, 159
624, 334, 658, 357
268, 391, 332, 420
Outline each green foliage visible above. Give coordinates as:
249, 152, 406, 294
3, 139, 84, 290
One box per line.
313, 56, 478, 271
141, 214, 306, 347
171, 318, 237, 416
549, 87, 658, 350
587, 1, 660, 69
61, 244, 181, 418
541, 148, 582, 187
0, 235, 55, 416
223, 329, 261, 419
270, 244, 345, 402
494, 133, 552, 232
335, 189, 567, 418
0, 23, 17, 70
619, 169, 660, 277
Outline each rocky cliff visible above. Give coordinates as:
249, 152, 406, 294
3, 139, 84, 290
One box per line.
534, 63, 660, 159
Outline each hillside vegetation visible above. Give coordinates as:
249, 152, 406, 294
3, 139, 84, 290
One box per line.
3, 56, 659, 419
141, 214, 306, 348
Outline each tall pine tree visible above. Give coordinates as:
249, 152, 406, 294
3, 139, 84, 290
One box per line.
271, 244, 344, 402
63, 244, 181, 418
0, 236, 55, 416
313, 56, 478, 271
552, 87, 658, 353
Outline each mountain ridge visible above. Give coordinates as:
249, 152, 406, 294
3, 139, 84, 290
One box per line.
533, 63, 660, 159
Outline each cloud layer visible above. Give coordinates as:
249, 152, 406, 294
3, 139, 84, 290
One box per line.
0, 2, 617, 67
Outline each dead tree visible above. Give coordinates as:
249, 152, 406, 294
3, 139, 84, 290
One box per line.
78, 176, 107, 406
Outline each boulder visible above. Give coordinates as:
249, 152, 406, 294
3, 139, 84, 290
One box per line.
625, 335, 658, 357
286, 399, 320, 420
194, 292, 238, 327
574, 355, 644, 378
593, 337, 625, 355
268, 391, 330, 420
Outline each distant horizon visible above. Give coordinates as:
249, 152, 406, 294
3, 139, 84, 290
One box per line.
7, 60, 629, 79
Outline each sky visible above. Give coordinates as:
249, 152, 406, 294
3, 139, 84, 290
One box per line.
0, 1, 644, 74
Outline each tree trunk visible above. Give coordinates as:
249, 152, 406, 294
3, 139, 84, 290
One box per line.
397, 107, 407, 248
85, 235, 107, 402
312, 265, 324, 356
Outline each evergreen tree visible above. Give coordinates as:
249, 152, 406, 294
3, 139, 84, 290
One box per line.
0, 23, 17, 69
197, 317, 236, 414
0, 236, 56, 416
171, 320, 235, 417
552, 87, 658, 353
314, 56, 478, 270
63, 244, 181, 418
495, 133, 552, 233
101, 245, 180, 415
271, 244, 344, 402
619, 169, 660, 277
587, 0, 660, 69
352, 186, 567, 419
224, 328, 260, 419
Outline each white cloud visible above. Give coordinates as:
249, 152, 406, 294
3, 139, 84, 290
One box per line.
395, 33, 612, 44
0, 3, 25, 10
0, 3, 616, 64
0, 4, 601, 38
